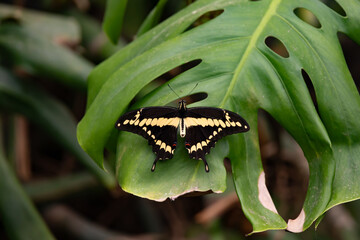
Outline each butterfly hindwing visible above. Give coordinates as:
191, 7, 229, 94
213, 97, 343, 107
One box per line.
115, 107, 180, 170
184, 107, 250, 172
184, 126, 213, 172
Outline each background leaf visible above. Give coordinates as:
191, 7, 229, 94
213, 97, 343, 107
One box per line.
136, 0, 168, 37
0, 67, 116, 188
102, 0, 128, 44
0, 3, 79, 42
0, 4, 93, 91
0, 146, 55, 240
78, 0, 360, 233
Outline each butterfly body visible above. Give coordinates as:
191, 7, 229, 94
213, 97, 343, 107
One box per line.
116, 100, 249, 172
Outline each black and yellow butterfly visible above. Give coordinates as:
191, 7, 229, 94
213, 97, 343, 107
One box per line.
115, 100, 249, 172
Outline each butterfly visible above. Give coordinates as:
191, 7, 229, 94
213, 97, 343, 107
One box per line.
115, 100, 249, 172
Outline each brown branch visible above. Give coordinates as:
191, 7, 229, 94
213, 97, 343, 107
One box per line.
15, 116, 31, 181
195, 193, 239, 225
44, 204, 164, 240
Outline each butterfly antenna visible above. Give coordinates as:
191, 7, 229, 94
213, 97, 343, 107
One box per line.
168, 83, 199, 100
168, 84, 182, 99
187, 83, 198, 96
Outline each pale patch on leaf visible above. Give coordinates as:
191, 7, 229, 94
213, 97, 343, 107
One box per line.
257, 171, 277, 213
287, 208, 305, 233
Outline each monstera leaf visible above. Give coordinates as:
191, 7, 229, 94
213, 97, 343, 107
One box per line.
77, 0, 360, 233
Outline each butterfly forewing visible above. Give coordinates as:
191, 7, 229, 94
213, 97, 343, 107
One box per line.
115, 107, 180, 168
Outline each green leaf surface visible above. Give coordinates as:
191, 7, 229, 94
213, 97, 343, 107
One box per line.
102, 0, 128, 44
117, 132, 228, 201
78, 0, 360, 233
136, 0, 168, 37
0, 67, 116, 188
0, 23, 92, 91
0, 149, 55, 240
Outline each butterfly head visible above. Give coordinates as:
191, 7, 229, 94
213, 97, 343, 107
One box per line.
178, 100, 187, 112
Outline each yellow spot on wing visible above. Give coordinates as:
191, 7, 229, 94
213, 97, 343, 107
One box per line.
219, 120, 226, 128
191, 145, 196, 153
200, 118, 207, 127
166, 145, 171, 153
166, 118, 180, 127
225, 113, 231, 121
184, 118, 196, 127
160, 142, 166, 150
151, 118, 158, 126
236, 122, 242, 127
197, 142, 202, 150
208, 119, 214, 127
156, 140, 161, 146
139, 119, 147, 127
185, 117, 225, 128
146, 119, 152, 125
157, 118, 165, 127
123, 120, 129, 125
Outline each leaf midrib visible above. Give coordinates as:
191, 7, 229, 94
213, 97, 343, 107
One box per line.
219, 0, 282, 108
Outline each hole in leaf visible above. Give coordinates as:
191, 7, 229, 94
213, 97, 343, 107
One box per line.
320, 0, 346, 17
160, 59, 202, 82
133, 59, 202, 102
185, 9, 224, 32
0, 16, 21, 25
301, 69, 320, 115
337, 32, 360, 94
294, 8, 321, 28
265, 36, 289, 58
166, 84, 207, 107
183, 92, 208, 105
258, 109, 309, 220
223, 158, 232, 173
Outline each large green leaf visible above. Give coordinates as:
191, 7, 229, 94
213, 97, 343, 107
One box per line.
77, 0, 360, 233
